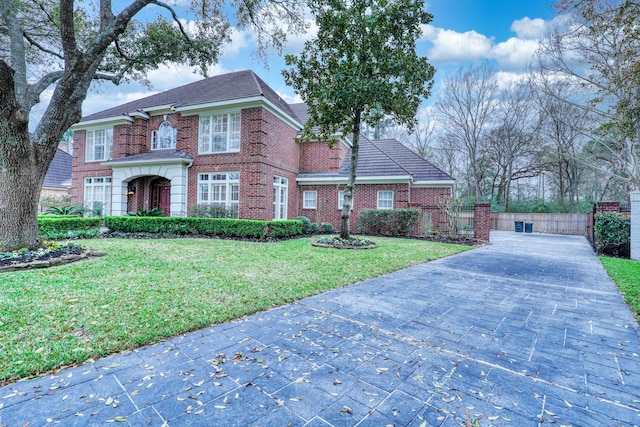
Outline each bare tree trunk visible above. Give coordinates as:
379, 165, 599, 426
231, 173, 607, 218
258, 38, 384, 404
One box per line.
0, 148, 44, 251
0, 62, 44, 251
340, 111, 362, 239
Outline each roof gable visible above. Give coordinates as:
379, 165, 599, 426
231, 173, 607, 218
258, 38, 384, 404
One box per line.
81, 70, 297, 122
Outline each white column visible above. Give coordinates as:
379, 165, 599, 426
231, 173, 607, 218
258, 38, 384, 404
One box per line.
110, 176, 128, 216
170, 169, 188, 217
631, 191, 640, 261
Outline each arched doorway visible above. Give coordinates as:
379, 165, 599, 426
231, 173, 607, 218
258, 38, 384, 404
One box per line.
150, 177, 171, 216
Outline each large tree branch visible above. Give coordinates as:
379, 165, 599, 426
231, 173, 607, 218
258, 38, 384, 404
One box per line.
59, 0, 79, 61
25, 71, 64, 109
0, 0, 28, 106
100, 0, 115, 29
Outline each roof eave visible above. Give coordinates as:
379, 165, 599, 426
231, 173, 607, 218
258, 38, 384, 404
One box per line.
102, 157, 194, 167
72, 115, 134, 129
297, 175, 412, 185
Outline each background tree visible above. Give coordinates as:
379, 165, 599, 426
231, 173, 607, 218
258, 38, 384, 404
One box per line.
0, 0, 306, 252
282, 0, 435, 239
535, 0, 640, 193
436, 63, 497, 201
485, 81, 541, 210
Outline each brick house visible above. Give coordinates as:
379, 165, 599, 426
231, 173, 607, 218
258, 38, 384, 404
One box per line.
71, 70, 454, 229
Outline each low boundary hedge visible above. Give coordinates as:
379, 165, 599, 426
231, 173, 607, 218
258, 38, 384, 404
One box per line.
38, 217, 101, 239
357, 209, 420, 236
104, 216, 303, 239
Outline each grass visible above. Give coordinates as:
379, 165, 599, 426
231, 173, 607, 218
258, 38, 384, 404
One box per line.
600, 256, 640, 317
0, 236, 470, 384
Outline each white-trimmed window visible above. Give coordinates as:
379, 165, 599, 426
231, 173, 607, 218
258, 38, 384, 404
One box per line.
338, 190, 353, 210
198, 112, 241, 153
84, 177, 111, 216
377, 190, 394, 209
197, 172, 240, 218
85, 128, 113, 162
151, 121, 177, 150
273, 176, 288, 220
303, 191, 317, 209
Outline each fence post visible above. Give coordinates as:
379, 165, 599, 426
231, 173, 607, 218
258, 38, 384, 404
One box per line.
474, 202, 491, 242
631, 192, 640, 261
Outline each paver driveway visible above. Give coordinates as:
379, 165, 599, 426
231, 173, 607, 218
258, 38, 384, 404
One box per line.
1, 231, 639, 426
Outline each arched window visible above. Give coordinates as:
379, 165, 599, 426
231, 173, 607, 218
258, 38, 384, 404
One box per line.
152, 121, 177, 150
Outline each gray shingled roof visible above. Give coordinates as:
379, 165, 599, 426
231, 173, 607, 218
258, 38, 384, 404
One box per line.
82, 70, 297, 122
298, 135, 453, 183
43, 149, 72, 189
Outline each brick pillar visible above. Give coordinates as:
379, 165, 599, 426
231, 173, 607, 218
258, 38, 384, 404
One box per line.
631, 192, 640, 261
474, 202, 491, 242
596, 201, 620, 213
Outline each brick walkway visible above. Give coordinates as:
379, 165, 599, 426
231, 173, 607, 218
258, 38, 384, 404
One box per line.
1, 231, 639, 426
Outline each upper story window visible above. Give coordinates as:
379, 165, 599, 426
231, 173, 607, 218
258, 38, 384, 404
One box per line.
198, 112, 241, 154
85, 128, 113, 162
152, 121, 177, 150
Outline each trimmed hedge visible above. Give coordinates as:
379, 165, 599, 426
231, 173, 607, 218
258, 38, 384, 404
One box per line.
357, 209, 420, 236
594, 212, 630, 256
104, 216, 303, 239
38, 217, 101, 239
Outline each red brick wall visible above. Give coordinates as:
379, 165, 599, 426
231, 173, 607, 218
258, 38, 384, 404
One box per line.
70, 129, 113, 206
297, 184, 452, 232
299, 141, 347, 172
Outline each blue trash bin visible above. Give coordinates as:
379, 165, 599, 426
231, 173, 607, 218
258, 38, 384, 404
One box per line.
515, 221, 524, 232
525, 222, 533, 233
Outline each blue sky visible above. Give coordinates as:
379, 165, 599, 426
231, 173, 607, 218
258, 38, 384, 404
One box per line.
75, 0, 560, 118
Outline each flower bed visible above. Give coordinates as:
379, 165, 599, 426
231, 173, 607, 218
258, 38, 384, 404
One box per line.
311, 235, 377, 249
0, 241, 90, 272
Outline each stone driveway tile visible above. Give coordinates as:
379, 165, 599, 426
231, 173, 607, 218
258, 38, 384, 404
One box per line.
347, 354, 416, 393
2, 231, 640, 426
317, 396, 372, 426
273, 381, 341, 421
372, 389, 425, 425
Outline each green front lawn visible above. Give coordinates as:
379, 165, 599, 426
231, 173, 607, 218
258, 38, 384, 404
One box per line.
0, 237, 470, 384
601, 256, 640, 317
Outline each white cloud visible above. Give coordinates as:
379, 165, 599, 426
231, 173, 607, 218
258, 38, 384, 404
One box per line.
421, 25, 493, 63
490, 37, 540, 70
282, 19, 318, 55
222, 28, 251, 58
494, 71, 530, 88
276, 90, 302, 104
511, 17, 547, 40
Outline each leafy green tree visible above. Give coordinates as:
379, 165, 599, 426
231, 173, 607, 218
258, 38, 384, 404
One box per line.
283, 0, 435, 238
0, 0, 306, 252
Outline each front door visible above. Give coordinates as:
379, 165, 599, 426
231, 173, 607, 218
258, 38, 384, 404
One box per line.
151, 179, 171, 216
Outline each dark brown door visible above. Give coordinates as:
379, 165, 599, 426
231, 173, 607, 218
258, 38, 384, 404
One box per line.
151, 179, 171, 216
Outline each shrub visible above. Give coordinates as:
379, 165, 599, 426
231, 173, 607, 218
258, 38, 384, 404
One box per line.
294, 216, 312, 233
320, 222, 334, 233
594, 212, 630, 256
128, 208, 165, 217
357, 209, 420, 236
189, 204, 237, 218
104, 217, 303, 239
38, 217, 101, 239
310, 223, 320, 234
42, 205, 85, 216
